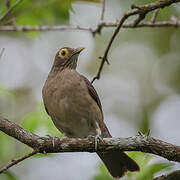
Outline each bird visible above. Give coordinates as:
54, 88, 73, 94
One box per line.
42, 47, 139, 178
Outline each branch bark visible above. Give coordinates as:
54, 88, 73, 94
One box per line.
0, 20, 180, 32
0, 117, 180, 161
153, 170, 180, 180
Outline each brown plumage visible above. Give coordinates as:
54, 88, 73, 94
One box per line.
42, 47, 139, 178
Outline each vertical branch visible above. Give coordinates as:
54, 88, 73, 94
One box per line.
0, 48, 5, 60
92, 0, 106, 35
151, 9, 159, 23
100, 0, 105, 21
6, 0, 11, 9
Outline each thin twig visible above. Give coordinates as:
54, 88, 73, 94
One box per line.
0, 25, 92, 32
91, 0, 180, 83
132, 11, 146, 27
100, 0, 105, 21
6, 0, 11, 9
91, 14, 129, 83
0, 0, 23, 23
0, 150, 38, 174
151, 9, 159, 23
0, 48, 5, 60
92, 0, 107, 58
0, 20, 180, 32
98, 0, 109, 64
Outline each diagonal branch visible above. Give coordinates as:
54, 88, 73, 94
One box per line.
91, 14, 130, 83
151, 9, 159, 23
91, 0, 180, 83
0, 0, 23, 23
0, 150, 37, 174
100, 0, 105, 21
0, 116, 180, 174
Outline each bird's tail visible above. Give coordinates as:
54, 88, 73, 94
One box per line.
97, 151, 139, 178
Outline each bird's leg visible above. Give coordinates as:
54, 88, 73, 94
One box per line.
88, 122, 104, 151
95, 125, 104, 151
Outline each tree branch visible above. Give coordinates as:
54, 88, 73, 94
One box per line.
151, 9, 159, 23
91, 0, 180, 83
153, 170, 180, 180
100, 0, 105, 21
0, 116, 180, 169
0, 0, 23, 23
92, 0, 107, 37
0, 19, 180, 32
0, 150, 37, 174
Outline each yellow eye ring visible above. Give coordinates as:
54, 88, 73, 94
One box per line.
59, 48, 69, 58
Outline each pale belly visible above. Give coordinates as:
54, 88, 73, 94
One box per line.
54, 96, 98, 137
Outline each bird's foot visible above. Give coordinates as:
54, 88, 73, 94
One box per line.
137, 130, 151, 137
46, 135, 58, 148
88, 135, 104, 151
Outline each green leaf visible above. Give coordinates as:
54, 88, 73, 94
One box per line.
0, 171, 19, 180
0, 132, 15, 163
21, 112, 39, 132
15, 0, 72, 25
93, 163, 114, 180
126, 152, 172, 180
21, 102, 61, 137
0, 88, 15, 101
94, 152, 173, 180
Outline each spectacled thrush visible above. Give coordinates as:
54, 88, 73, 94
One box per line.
42, 47, 139, 178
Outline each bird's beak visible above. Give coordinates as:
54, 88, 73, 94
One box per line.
73, 47, 85, 55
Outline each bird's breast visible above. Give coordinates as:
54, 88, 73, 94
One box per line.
43, 69, 100, 138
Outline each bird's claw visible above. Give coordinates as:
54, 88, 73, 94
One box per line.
137, 131, 144, 136
88, 135, 104, 151
46, 135, 57, 148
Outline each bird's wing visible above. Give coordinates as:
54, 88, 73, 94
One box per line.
80, 75, 102, 112
44, 105, 49, 115
81, 75, 112, 138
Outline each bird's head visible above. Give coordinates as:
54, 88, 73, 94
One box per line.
53, 47, 84, 70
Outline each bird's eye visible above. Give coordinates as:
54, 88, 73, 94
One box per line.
61, 50, 66, 56
59, 48, 69, 58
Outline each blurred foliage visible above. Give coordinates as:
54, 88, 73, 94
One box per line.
21, 102, 61, 137
0, 88, 15, 101
94, 152, 172, 180
0, 88, 14, 156
0, 0, 100, 25
1, 171, 18, 180
0, 100, 61, 180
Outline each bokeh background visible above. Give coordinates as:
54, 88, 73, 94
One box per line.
0, 0, 180, 180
